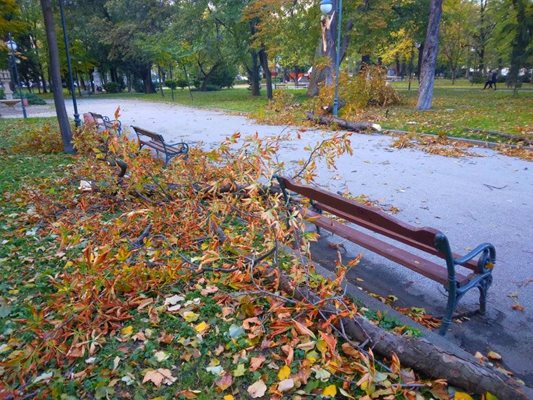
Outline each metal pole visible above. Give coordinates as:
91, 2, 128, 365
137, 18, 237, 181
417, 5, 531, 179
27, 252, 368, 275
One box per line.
58, 0, 81, 127
8, 33, 27, 119
332, 0, 342, 117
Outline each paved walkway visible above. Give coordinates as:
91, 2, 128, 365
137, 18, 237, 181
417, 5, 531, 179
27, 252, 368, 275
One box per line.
5, 98, 533, 384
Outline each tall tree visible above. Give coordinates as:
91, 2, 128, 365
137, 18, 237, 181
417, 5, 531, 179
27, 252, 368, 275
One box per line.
417, 0, 443, 110
40, 0, 74, 153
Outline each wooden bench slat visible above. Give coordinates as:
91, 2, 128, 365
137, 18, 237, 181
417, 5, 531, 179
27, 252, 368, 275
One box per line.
305, 209, 470, 286
315, 201, 479, 272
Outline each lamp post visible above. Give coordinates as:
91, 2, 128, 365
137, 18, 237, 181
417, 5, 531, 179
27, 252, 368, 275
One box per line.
6, 34, 27, 119
320, 0, 342, 117
58, 0, 81, 127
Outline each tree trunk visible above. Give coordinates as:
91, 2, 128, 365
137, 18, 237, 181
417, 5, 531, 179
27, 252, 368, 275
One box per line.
142, 66, 155, 94
259, 47, 272, 100
507, 0, 529, 95
248, 50, 261, 97
40, 0, 74, 154
157, 65, 164, 97
267, 249, 533, 400
416, 0, 443, 110
306, 112, 381, 132
416, 43, 424, 82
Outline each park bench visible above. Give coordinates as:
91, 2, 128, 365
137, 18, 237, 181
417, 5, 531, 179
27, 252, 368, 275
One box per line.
131, 125, 189, 167
275, 176, 495, 335
85, 112, 122, 134
274, 82, 288, 90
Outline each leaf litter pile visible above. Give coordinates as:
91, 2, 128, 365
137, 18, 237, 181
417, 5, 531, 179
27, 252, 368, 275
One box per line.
1, 126, 477, 399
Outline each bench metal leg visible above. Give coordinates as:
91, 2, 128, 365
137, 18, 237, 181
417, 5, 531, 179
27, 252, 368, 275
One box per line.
439, 294, 457, 336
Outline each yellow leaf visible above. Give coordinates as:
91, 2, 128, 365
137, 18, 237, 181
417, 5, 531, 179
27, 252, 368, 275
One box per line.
485, 393, 498, 400
322, 384, 337, 397
454, 392, 474, 400
223, 396, 235, 400
487, 351, 502, 361
278, 365, 291, 380
183, 311, 199, 322
195, 321, 209, 333
316, 338, 328, 354
121, 326, 133, 336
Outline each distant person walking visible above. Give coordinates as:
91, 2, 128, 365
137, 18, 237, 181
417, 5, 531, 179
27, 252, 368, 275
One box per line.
483, 70, 498, 90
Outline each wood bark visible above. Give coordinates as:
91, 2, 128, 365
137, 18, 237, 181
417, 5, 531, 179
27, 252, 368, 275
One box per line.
271, 257, 532, 400
258, 46, 272, 100
306, 112, 380, 132
40, 0, 74, 154
416, 0, 443, 110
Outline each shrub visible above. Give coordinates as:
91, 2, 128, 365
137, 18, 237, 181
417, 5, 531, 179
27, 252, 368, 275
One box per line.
14, 92, 46, 105
0, 88, 4, 100
103, 82, 123, 93
165, 80, 178, 90
132, 80, 145, 93
177, 79, 189, 89
469, 72, 485, 84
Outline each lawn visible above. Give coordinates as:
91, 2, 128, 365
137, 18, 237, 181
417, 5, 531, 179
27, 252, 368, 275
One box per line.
3, 119, 458, 399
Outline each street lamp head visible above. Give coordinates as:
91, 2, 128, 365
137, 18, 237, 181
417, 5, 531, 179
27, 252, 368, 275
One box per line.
6, 39, 17, 53
320, 0, 334, 15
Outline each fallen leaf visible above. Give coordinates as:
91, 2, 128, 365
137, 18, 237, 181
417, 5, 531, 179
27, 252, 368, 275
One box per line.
487, 351, 502, 361
223, 396, 235, 400
512, 304, 525, 312
247, 379, 267, 398
250, 355, 266, 371
121, 326, 133, 336
142, 369, 176, 387
233, 363, 246, 377
215, 373, 233, 391
278, 378, 294, 392
292, 319, 316, 339
183, 311, 200, 322
154, 351, 170, 362
278, 365, 291, 380
164, 294, 184, 306
322, 384, 337, 397
195, 321, 209, 333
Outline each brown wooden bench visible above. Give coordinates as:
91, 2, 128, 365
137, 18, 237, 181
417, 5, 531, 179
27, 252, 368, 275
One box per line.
131, 126, 189, 167
88, 112, 122, 134
276, 176, 495, 335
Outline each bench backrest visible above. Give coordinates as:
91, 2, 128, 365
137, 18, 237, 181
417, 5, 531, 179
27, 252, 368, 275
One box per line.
131, 126, 165, 143
277, 176, 443, 257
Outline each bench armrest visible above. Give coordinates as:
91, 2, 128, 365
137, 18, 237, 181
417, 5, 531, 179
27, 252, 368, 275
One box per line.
454, 243, 495, 273
167, 142, 189, 151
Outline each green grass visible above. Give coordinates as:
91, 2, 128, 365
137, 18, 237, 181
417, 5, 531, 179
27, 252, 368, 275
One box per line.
373, 87, 533, 137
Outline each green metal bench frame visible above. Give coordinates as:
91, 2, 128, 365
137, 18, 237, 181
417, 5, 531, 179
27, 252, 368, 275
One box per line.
276, 176, 495, 335
131, 126, 189, 167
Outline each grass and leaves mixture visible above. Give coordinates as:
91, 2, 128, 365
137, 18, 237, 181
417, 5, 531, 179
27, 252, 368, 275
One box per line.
0, 119, 486, 399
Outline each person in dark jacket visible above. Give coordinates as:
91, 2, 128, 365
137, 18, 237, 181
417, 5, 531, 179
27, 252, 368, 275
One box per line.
484, 70, 498, 90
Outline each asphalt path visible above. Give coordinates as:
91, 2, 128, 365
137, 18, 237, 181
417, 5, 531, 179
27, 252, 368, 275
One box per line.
12, 98, 533, 384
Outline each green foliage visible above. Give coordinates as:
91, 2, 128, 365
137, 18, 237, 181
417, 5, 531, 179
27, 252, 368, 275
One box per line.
103, 82, 124, 93
210, 63, 237, 89
14, 92, 46, 105
164, 79, 178, 89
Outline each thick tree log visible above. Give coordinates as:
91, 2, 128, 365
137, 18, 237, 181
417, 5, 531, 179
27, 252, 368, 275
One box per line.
272, 257, 532, 400
306, 112, 381, 132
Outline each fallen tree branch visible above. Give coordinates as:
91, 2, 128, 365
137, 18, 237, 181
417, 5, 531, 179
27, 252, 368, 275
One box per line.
271, 258, 532, 400
306, 111, 382, 132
